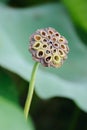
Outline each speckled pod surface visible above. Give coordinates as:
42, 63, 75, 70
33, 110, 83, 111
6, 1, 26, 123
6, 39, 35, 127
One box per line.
29, 27, 69, 68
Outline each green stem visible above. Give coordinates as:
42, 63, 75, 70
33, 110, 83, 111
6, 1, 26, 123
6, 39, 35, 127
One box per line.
24, 62, 39, 119
68, 106, 80, 130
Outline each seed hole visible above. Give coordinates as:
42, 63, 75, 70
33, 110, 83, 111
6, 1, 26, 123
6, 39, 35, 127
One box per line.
43, 44, 47, 48
49, 41, 52, 44
35, 43, 40, 48
42, 31, 46, 36
50, 45, 53, 49
59, 50, 63, 55
53, 43, 59, 48
34, 35, 41, 41
48, 35, 51, 39
46, 56, 51, 62
33, 42, 42, 50
55, 33, 59, 36
53, 49, 57, 53
43, 38, 47, 42
49, 30, 53, 34
38, 51, 43, 56
54, 43, 58, 47
54, 56, 59, 61
52, 37, 56, 42
37, 49, 44, 58
46, 50, 50, 54
59, 38, 63, 42
61, 44, 65, 49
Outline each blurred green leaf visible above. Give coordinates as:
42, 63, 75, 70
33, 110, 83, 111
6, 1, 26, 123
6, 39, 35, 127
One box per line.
62, 0, 87, 31
0, 3, 87, 112
0, 0, 9, 4
9, 0, 58, 7
0, 68, 18, 102
0, 97, 35, 130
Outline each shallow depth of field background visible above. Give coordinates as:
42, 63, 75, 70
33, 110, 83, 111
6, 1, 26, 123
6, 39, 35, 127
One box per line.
0, 0, 87, 130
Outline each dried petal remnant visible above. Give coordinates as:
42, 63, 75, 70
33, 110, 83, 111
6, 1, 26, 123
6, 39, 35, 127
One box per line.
29, 27, 69, 68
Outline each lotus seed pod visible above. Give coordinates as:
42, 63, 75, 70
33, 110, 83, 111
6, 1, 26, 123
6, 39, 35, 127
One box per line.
29, 27, 69, 68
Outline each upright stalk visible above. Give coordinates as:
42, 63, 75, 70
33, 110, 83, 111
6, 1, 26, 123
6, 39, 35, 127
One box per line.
68, 106, 80, 130
24, 62, 39, 119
